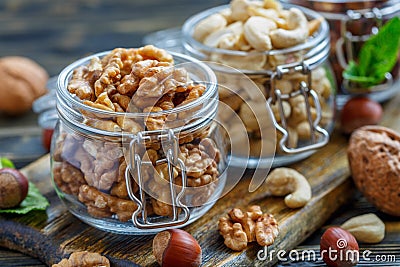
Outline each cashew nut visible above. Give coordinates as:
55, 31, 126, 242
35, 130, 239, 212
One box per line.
268, 52, 303, 68
219, 8, 234, 24
244, 16, 277, 51
239, 100, 270, 131
230, 0, 263, 21
296, 120, 311, 139
274, 79, 293, 94
265, 167, 312, 208
276, 126, 298, 150
341, 213, 385, 243
270, 100, 291, 122
263, 0, 282, 11
193, 13, 227, 42
204, 21, 243, 48
270, 8, 308, 48
308, 17, 323, 36
247, 6, 279, 21
289, 101, 307, 125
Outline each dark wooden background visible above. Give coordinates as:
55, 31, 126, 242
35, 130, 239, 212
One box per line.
0, 0, 228, 76
0, 0, 399, 266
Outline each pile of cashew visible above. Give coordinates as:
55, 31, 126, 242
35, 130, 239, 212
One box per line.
193, 0, 321, 70
192, 0, 333, 157
264, 167, 312, 208
217, 66, 333, 156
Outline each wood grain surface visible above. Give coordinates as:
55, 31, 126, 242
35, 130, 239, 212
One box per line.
1, 131, 353, 267
1, 92, 400, 266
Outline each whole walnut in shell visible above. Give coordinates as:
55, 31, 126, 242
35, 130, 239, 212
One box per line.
0, 56, 48, 115
348, 126, 400, 216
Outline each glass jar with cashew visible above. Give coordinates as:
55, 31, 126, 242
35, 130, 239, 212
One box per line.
282, 0, 400, 107
182, 0, 336, 167
51, 46, 232, 234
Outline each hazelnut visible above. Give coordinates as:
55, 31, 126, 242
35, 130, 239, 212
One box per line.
0, 168, 29, 208
340, 97, 382, 134
320, 227, 359, 267
0, 56, 48, 115
153, 229, 202, 267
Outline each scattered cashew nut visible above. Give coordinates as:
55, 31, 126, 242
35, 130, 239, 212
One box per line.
270, 8, 309, 49
341, 213, 385, 243
265, 167, 312, 208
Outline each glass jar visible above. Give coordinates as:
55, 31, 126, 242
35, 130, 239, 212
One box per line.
181, 2, 336, 168
51, 49, 232, 234
282, 0, 400, 107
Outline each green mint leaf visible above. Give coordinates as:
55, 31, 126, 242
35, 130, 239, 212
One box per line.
343, 60, 359, 77
0, 158, 15, 169
0, 182, 49, 214
359, 17, 400, 81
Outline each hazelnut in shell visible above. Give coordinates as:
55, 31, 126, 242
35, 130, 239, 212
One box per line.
320, 227, 359, 267
0, 168, 29, 208
153, 229, 202, 267
340, 97, 382, 134
0, 56, 48, 115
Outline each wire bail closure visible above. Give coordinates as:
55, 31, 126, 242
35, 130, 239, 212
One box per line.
125, 129, 189, 229
269, 62, 329, 154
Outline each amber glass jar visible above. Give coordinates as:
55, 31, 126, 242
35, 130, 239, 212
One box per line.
51, 48, 230, 234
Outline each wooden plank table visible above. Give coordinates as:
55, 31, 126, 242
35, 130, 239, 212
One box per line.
0, 93, 399, 266
0, 0, 399, 266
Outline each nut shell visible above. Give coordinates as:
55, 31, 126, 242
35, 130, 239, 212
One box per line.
340, 97, 382, 134
0, 56, 48, 115
320, 227, 359, 267
0, 168, 29, 208
348, 126, 400, 216
153, 229, 202, 267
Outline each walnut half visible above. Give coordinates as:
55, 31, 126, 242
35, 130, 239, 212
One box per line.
52, 251, 110, 267
218, 205, 279, 251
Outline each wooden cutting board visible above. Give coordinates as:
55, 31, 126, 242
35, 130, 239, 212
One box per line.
0, 132, 354, 267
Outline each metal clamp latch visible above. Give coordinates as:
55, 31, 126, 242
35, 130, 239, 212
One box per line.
268, 63, 329, 154
125, 129, 189, 229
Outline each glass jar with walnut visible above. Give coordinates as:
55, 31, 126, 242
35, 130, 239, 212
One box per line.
51, 46, 228, 234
